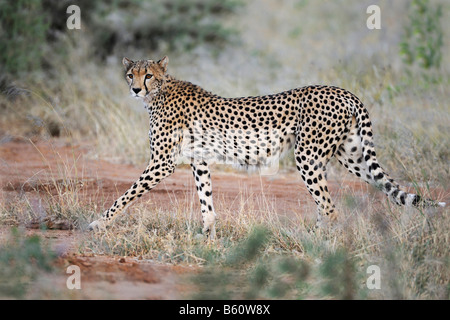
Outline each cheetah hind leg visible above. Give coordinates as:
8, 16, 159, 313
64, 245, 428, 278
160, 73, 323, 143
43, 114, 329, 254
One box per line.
294, 149, 338, 229
334, 116, 382, 186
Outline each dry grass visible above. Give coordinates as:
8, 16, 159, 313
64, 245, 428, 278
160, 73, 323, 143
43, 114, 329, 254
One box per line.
76, 187, 448, 299
0, 132, 448, 299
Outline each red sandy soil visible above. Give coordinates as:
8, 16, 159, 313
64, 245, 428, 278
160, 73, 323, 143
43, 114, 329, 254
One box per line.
0, 226, 192, 299
0, 138, 375, 221
0, 137, 446, 299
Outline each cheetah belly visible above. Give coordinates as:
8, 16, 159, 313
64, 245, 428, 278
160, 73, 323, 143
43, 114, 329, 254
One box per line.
179, 126, 295, 172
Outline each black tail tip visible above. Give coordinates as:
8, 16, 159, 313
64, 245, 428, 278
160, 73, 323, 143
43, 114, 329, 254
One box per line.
411, 194, 445, 208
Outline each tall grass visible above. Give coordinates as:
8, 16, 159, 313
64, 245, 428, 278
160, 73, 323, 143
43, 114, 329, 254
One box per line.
74, 184, 448, 299
1, 159, 447, 299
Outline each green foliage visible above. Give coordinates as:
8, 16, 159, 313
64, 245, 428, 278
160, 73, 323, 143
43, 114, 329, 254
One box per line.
0, 0, 50, 75
400, 0, 443, 69
190, 227, 360, 300
0, 228, 56, 299
189, 213, 449, 300
224, 226, 269, 266
319, 248, 356, 299
0, 0, 242, 76
69, 0, 242, 58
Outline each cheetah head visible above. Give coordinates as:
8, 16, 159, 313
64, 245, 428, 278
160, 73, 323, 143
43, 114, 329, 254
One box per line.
122, 56, 169, 100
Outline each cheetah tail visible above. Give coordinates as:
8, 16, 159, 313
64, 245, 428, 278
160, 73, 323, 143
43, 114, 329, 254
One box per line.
354, 106, 446, 209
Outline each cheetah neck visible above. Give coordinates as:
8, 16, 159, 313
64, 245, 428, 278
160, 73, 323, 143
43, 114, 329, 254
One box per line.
142, 77, 171, 113
142, 75, 219, 114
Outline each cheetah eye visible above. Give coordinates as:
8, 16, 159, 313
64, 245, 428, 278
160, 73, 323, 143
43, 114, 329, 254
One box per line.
145, 74, 153, 79
127, 74, 133, 79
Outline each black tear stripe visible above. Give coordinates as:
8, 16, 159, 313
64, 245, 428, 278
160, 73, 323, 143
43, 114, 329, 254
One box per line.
144, 67, 149, 95
144, 80, 149, 95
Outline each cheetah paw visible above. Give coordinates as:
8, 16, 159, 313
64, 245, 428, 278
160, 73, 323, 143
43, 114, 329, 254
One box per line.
202, 226, 216, 242
88, 219, 107, 232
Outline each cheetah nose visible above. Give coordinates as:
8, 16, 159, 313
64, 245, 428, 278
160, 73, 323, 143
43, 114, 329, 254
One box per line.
132, 88, 142, 94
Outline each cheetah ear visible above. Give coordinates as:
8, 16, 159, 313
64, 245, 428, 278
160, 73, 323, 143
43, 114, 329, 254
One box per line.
122, 57, 134, 70
157, 56, 169, 73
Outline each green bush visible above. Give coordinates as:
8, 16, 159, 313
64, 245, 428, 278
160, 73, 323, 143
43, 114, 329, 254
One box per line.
86, 0, 242, 58
400, 0, 443, 69
319, 249, 356, 299
0, 228, 56, 298
0, 0, 242, 77
0, 0, 50, 75
190, 227, 356, 300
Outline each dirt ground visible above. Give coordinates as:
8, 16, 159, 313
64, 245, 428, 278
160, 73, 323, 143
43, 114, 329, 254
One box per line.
0, 137, 374, 219
0, 138, 445, 299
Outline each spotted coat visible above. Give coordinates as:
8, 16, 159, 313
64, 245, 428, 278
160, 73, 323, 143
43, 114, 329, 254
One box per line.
88, 57, 446, 237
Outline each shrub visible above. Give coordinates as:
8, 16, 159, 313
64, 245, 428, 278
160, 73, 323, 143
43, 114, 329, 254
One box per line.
0, 228, 56, 298
0, 0, 242, 77
0, 0, 50, 75
399, 0, 443, 69
86, 0, 242, 58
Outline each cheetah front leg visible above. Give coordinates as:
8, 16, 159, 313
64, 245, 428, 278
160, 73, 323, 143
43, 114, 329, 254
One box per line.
88, 161, 176, 231
190, 160, 216, 240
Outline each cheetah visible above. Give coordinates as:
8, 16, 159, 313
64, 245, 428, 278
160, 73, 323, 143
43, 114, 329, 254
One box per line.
88, 56, 446, 238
